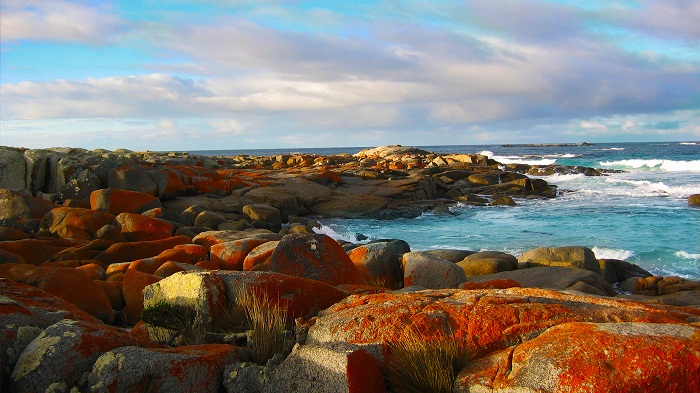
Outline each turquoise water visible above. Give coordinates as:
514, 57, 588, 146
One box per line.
195, 142, 700, 280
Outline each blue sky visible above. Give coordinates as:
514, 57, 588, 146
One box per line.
1, 0, 699, 150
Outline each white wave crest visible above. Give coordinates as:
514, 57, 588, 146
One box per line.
477, 150, 494, 157
598, 147, 626, 151
592, 246, 634, 260
602, 178, 700, 198
313, 224, 362, 243
675, 250, 700, 259
679, 142, 698, 145
599, 159, 700, 172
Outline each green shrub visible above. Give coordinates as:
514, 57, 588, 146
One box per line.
387, 327, 474, 393
141, 301, 206, 346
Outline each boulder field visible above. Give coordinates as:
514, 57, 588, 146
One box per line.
1, 145, 699, 392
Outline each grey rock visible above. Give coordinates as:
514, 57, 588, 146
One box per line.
402, 251, 467, 289
463, 266, 617, 296
0, 147, 27, 190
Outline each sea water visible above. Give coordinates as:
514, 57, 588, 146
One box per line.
194, 142, 700, 280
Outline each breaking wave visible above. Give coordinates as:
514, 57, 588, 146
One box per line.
599, 159, 700, 172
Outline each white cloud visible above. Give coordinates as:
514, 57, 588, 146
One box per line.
0, 0, 125, 44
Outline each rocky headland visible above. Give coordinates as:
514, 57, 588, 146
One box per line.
1, 144, 699, 392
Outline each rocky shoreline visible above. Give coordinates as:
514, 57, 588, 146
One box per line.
1, 144, 699, 392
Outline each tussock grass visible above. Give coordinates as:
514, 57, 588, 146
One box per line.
141, 286, 293, 365
387, 327, 475, 393
238, 288, 293, 365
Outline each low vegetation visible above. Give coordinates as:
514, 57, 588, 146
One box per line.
387, 327, 475, 393
141, 285, 293, 365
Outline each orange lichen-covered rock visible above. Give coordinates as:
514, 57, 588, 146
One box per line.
217, 271, 349, 320
0, 238, 83, 265
128, 246, 204, 274
0, 263, 38, 283
193, 229, 282, 249
0, 248, 25, 263
88, 344, 248, 393
460, 278, 521, 290
195, 260, 221, 270
114, 212, 174, 242
0, 279, 100, 387
76, 263, 107, 280
210, 238, 269, 270
306, 287, 700, 355
39, 207, 115, 239
94, 236, 191, 264
46, 239, 114, 262
10, 319, 155, 393
90, 188, 162, 215
27, 266, 115, 324
94, 279, 125, 310
153, 261, 203, 278
0, 225, 31, 241
174, 243, 209, 262
454, 322, 700, 393
242, 240, 279, 271
120, 270, 161, 325
347, 242, 404, 289
268, 233, 365, 286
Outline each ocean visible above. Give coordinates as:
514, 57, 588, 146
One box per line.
192, 142, 700, 280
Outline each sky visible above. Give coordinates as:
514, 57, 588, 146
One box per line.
1, 0, 699, 151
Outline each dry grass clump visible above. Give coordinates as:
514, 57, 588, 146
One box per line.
141, 286, 293, 365
239, 287, 293, 365
387, 327, 475, 393
213, 285, 294, 365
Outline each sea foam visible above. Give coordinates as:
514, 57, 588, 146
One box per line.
599, 159, 700, 172
592, 246, 634, 260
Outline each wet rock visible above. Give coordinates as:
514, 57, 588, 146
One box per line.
690, 194, 700, 207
